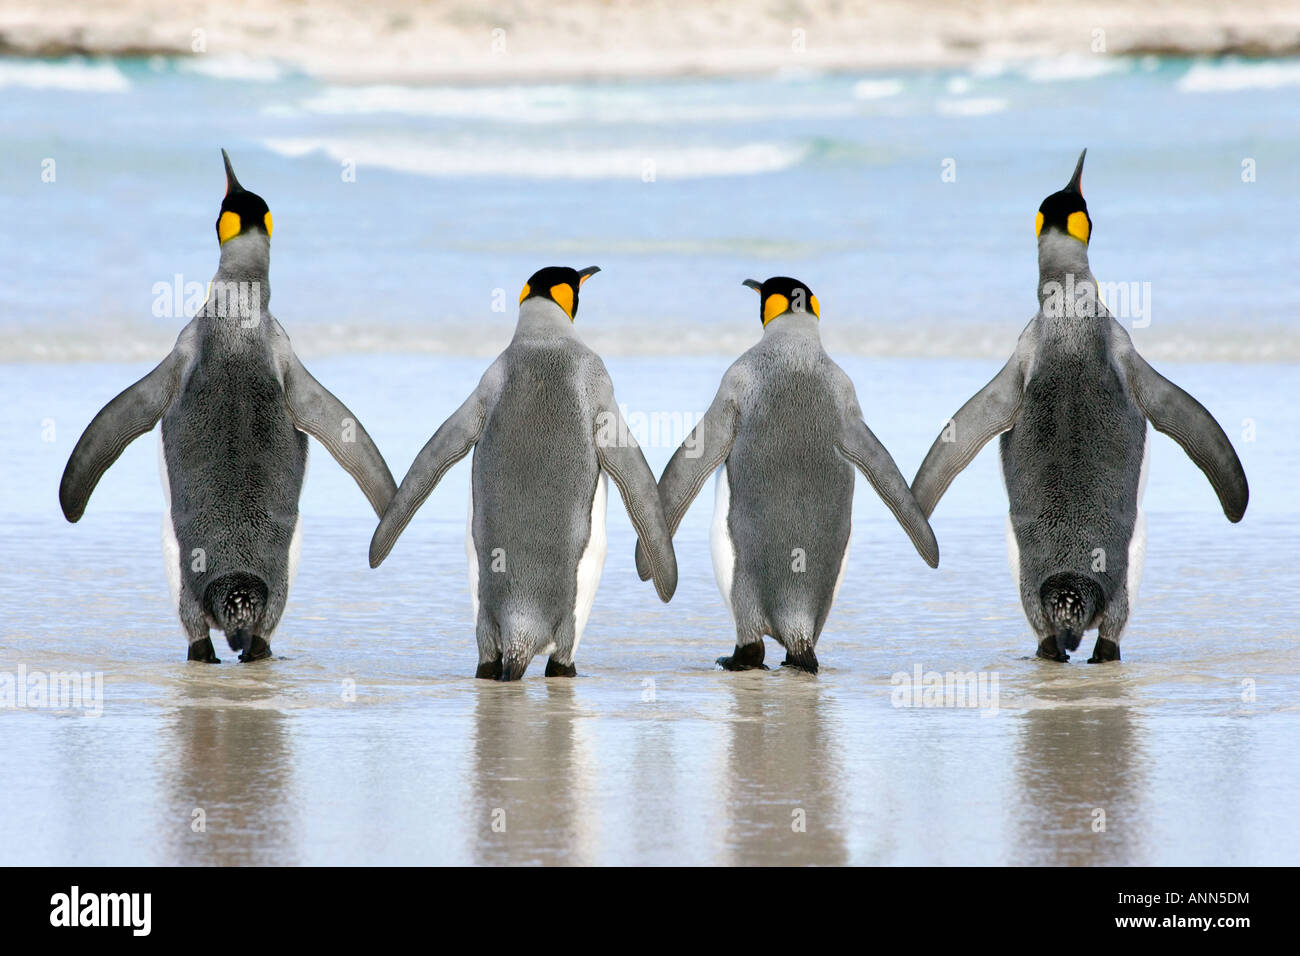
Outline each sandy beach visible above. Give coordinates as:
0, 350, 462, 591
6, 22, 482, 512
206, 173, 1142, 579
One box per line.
3, 1, 1300, 81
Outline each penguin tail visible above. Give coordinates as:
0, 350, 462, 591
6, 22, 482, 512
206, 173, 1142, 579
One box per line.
203, 572, 269, 653
1039, 572, 1104, 655
497, 609, 547, 682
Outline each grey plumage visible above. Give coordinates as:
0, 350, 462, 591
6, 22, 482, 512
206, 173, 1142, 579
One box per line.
639, 283, 938, 673
60, 151, 397, 661
369, 284, 677, 681
912, 150, 1248, 662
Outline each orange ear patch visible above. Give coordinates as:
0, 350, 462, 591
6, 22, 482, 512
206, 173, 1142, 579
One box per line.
550, 283, 575, 319
218, 211, 241, 244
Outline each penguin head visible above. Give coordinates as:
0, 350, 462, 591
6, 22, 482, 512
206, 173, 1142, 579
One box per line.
742, 276, 820, 326
216, 149, 273, 246
519, 265, 600, 321
1035, 149, 1091, 246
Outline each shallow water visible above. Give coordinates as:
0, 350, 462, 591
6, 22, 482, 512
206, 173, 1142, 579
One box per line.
3, 354, 1295, 865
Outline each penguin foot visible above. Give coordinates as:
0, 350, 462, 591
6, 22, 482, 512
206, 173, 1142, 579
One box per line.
1035, 636, 1070, 662
238, 636, 272, 663
780, 649, 819, 674
544, 657, 577, 678
1088, 637, 1121, 663
475, 656, 503, 680
716, 642, 768, 671
187, 638, 221, 664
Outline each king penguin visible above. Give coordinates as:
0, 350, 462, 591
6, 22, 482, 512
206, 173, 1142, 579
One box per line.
60, 149, 398, 662
635, 277, 938, 673
910, 150, 1248, 662
369, 266, 678, 681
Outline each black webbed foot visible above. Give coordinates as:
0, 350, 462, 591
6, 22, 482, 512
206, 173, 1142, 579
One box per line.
475, 656, 503, 680
1036, 635, 1070, 662
716, 642, 768, 671
238, 636, 272, 663
544, 658, 577, 678
187, 637, 220, 663
1088, 637, 1121, 663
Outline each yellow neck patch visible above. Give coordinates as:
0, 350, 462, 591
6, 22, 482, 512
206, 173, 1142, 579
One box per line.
762, 293, 790, 326
549, 283, 575, 320
761, 292, 819, 326
263, 212, 273, 238
218, 211, 241, 245
1035, 209, 1090, 244
1067, 210, 1090, 244
518, 283, 530, 304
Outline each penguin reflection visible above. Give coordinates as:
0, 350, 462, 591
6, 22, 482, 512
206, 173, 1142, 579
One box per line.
722, 674, 848, 865
162, 677, 297, 865
470, 682, 597, 865
1011, 677, 1147, 865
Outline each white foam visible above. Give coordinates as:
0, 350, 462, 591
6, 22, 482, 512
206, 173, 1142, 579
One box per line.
296, 84, 853, 124
851, 78, 904, 100
262, 136, 808, 180
0, 59, 129, 93
176, 54, 285, 82
935, 97, 1008, 117
1020, 55, 1130, 83
1177, 59, 1300, 93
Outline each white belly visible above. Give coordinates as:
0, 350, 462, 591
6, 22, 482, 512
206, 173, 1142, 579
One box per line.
998, 457, 1021, 592
285, 445, 307, 594
1004, 513, 1021, 592
157, 432, 182, 623
710, 464, 737, 618
831, 528, 852, 605
1125, 430, 1150, 621
571, 473, 609, 655
466, 481, 479, 623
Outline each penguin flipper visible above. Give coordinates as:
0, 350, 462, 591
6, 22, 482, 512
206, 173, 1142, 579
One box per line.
911, 350, 1025, 518
595, 401, 679, 602
838, 417, 939, 568
369, 385, 492, 567
634, 377, 740, 581
59, 327, 194, 522
282, 352, 398, 519
1122, 347, 1248, 522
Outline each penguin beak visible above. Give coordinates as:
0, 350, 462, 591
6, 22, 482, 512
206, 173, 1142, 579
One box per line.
577, 266, 600, 286
221, 148, 243, 196
742, 279, 764, 292
1065, 148, 1086, 196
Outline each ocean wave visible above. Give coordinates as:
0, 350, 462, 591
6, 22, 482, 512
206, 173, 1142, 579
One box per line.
294, 83, 855, 124
1177, 59, 1300, 93
174, 54, 286, 82
261, 136, 809, 180
1019, 55, 1131, 83
0, 59, 129, 93
851, 78, 904, 100
935, 97, 1008, 117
